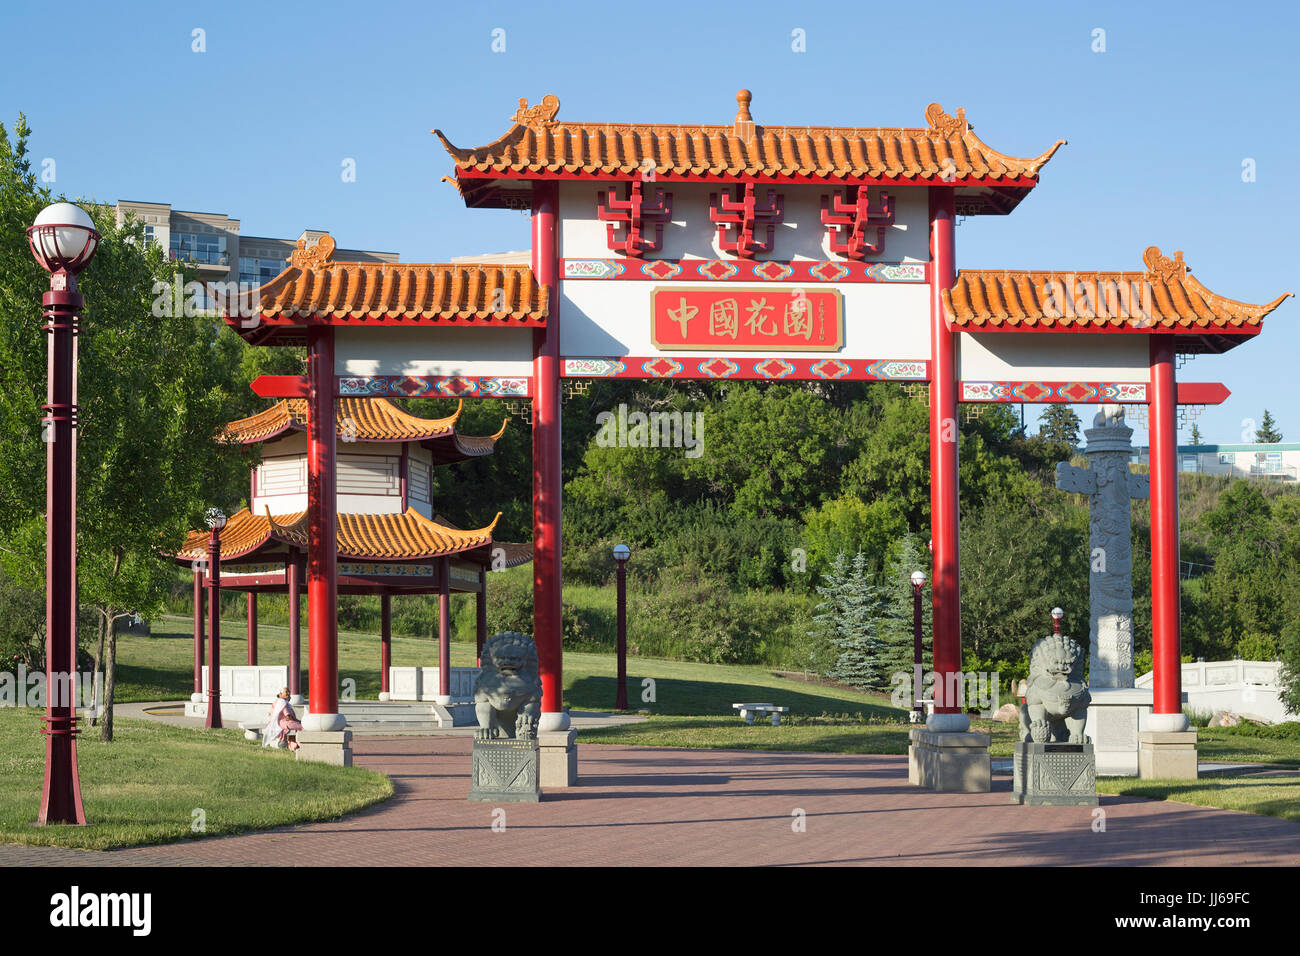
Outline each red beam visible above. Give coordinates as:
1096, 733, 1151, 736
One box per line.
1176, 382, 1230, 405
251, 375, 310, 399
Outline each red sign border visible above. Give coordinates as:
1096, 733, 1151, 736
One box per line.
649, 285, 845, 353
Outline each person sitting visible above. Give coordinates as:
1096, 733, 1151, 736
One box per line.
262, 688, 303, 751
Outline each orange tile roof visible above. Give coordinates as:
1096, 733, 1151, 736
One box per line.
220, 397, 508, 459
943, 246, 1291, 350
227, 234, 547, 338
175, 507, 499, 563
434, 92, 1065, 208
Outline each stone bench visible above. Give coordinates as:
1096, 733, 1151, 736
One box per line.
732, 703, 790, 726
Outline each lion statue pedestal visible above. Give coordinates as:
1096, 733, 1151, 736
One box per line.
468, 632, 544, 803
1012, 633, 1098, 806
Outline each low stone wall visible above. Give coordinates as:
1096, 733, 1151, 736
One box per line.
1135, 660, 1291, 723
387, 666, 481, 702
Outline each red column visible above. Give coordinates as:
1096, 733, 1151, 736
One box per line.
205, 530, 223, 729
927, 188, 963, 727
307, 326, 340, 725
247, 592, 258, 666
531, 180, 564, 726
38, 281, 85, 825
438, 558, 451, 701
380, 592, 391, 696
287, 551, 301, 699
193, 566, 205, 695
1149, 335, 1184, 724
476, 566, 487, 666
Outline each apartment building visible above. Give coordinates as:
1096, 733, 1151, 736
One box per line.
111, 200, 398, 302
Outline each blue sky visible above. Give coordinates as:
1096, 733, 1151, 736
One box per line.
2, 0, 1295, 446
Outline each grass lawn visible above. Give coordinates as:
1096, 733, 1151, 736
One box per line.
0, 708, 393, 850
1096, 775, 1300, 823
119, 616, 906, 719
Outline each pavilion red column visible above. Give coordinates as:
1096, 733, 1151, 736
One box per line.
531, 179, 565, 729
476, 566, 487, 666
287, 551, 301, 700
1149, 335, 1185, 727
380, 592, 391, 696
927, 187, 964, 729
306, 326, 341, 727
438, 558, 451, 702
193, 566, 205, 695
247, 592, 258, 666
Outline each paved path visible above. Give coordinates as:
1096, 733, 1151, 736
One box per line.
4, 737, 1298, 867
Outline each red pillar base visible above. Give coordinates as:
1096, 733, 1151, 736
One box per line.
37, 718, 86, 826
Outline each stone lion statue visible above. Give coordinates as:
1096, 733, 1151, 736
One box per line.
473, 632, 543, 740
1019, 633, 1091, 744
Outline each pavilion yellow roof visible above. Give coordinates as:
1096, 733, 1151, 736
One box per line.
435, 92, 1065, 212
225, 234, 547, 342
220, 397, 508, 459
175, 507, 501, 563
943, 246, 1292, 352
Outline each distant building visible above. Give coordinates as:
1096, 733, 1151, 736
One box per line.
1133, 442, 1300, 482
110, 200, 398, 305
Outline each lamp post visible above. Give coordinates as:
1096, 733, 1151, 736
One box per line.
205, 508, 227, 729
28, 202, 99, 827
910, 570, 926, 724
613, 544, 630, 711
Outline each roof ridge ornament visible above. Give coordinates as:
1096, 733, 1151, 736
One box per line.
1143, 245, 1187, 282
288, 233, 336, 270
733, 89, 756, 142
511, 94, 560, 131
925, 103, 970, 138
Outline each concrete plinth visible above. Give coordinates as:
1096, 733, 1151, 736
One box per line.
1085, 687, 1153, 776
295, 730, 353, 767
469, 738, 540, 802
908, 729, 991, 792
1139, 729, 1198, 780
539, 730, 577, 788
1012, 741, 1098, 806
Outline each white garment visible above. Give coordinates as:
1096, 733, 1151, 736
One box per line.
262, 698, 290, 747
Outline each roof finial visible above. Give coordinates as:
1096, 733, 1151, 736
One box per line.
734, 89, 755, 141
288, 233, 335, 270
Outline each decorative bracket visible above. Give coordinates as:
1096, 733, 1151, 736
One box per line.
820, 187, 894, 260
709, 182, 784, 259
596, 180, 673, 257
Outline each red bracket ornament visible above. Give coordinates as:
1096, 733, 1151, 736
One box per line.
820, 187, 894, 260
709, 182, 784, 258
597, 180, 673, 257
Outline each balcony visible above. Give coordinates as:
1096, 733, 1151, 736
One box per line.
1249, 464, 1297, 480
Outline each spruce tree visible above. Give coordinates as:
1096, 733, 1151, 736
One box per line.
814, 552, 886, 691
876, 533, 933, 687
1256, 410, 1282, 444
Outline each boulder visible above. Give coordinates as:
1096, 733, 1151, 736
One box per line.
1208, 711, 1241, 727
990, 703, 1021, 723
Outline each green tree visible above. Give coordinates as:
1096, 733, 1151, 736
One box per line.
0, 113, 247, 740
1190, 423, 1203, 445
813, 552, 886, 691
1255, 410, 1282, 444
875, 532, 933, 685
1038, 405, 1082, 447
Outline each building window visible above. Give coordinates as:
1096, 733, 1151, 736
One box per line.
238, 256, 285, 285
170, 231, 228, 267
1218, 453, 1235, 465
1181, 455, 1198, 473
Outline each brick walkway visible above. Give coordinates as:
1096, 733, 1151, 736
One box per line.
4, 737, 1298, 867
